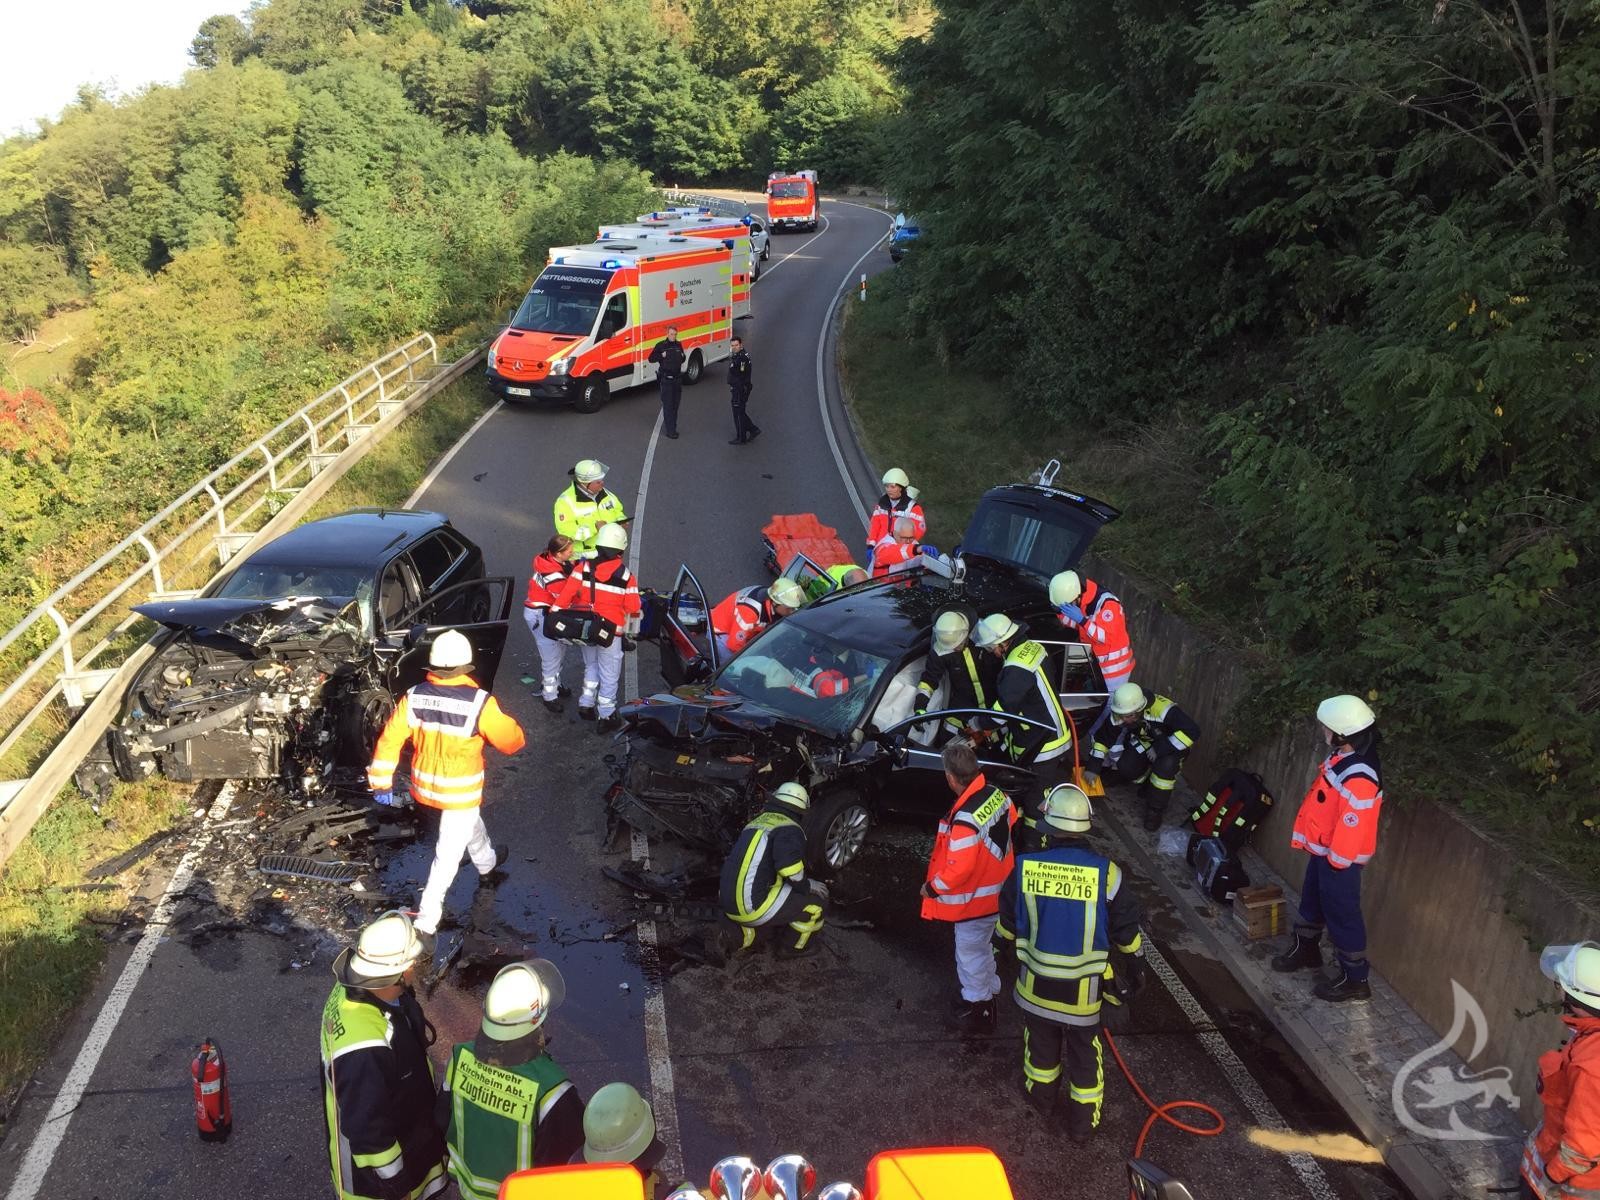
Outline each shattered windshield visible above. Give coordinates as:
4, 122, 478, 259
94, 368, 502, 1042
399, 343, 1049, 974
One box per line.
218, 598, 367, 650
714, 622, 890, 737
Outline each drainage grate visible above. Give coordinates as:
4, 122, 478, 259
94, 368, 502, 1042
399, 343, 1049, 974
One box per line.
257, 854, 363, 884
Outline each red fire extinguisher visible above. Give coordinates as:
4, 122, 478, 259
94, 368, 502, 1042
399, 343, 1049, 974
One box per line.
192, 1038, 232, 1142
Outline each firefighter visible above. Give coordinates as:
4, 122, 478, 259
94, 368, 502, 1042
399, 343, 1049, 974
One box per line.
1523, 942, 1600, 1200
870, 515, 926, 578
1011, 785, 1145, 1142
580, 1083, 666, 1193
727, 335, 759, 445
321, 911, 448, 1200
1271, 695, 1384, 1002
867, 468, 926, 563
647, 326, 685, 439
711, 576, 806, 658
440, 960, 584, 1198
1084, 682, 1200, 832
825, 563, 870, 590
921, 739, 1018, 1035
1049, 570, 1135, 738
719, 781, 828, 955
368, 630, 526, 945
548, 523, 641, 733
553, 460, 628, 558
914, 610, 998, 738
970, 613, 1074, 844
524, 534, 578, 714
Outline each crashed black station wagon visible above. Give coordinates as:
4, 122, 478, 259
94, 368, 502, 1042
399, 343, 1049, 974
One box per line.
611, 467, 1120, 871
79, 509, 513, 797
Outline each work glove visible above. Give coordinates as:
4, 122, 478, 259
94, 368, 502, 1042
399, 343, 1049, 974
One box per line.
1101, 992, 1132, 1035
575, 525, 594, 541
808, 879, 831, 903
372, 790, 398, 808
1057, 602, 1085, 625
1117, 953, 1147, 1002
921, 544, 940, 558
622, 637, 638, 652
1080, 770, 1100, 789
913, 697, 929, 716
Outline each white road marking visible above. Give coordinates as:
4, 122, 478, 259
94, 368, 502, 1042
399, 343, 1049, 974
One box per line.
4, 782, 239, 1200
405, 399, 505, 508
753, 214, 832, 281
1140, 939, 1339, 1200
618, 411, 685, 1183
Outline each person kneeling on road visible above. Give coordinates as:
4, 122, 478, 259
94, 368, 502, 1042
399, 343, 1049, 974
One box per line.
1083, 682, 1200, 832
719, 781, 828, 956
711, 576, 806, 659
440, 960, 585, 1199
1011, 785, 1145, 1143
922, 739, 1018, 1036
548, 523, 641, 734
369, 630, 525, 949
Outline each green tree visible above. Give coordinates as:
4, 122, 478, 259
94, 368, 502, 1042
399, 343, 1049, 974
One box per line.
0, 245, 78, 340
191, 14, 251, 68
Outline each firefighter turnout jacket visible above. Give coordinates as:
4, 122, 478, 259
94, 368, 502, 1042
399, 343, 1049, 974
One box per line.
712, 585, 779, 655
552, 484, 627, 557
915, 643, 997, 716
922, 774, 1018, 921
1291, 745, 1383, 869
990, 640, 1073, 764
1088, 692, 1200, 774
549, 555, 640, 629
524, 553, 573, 612
1525, 1009, 1600, 1198
867, 493, 926, 547
442, 1042, 583, 1200
1012, 841, 1144, 1026
1059, 579, 1134, 683
720, 809, 808, 925
369, 672, 527, 809
321, 984, 447, 1200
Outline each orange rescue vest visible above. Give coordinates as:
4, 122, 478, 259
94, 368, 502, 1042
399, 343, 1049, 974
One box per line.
368, 672, 526, 809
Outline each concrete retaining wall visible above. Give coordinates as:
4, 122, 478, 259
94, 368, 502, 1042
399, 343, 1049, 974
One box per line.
1090, 558, 1587, 1119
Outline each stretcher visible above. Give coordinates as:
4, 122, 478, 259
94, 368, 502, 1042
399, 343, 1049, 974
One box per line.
761, 513, 857, 576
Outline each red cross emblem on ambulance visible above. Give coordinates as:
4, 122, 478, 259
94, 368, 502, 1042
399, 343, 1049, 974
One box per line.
664, 283, 680, 307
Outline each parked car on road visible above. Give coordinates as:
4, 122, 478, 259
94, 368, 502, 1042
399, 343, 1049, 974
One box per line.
78, 509, 512, 798
889, 213, 922, 263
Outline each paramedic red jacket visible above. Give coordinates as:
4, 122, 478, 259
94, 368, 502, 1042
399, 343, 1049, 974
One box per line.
550, 555, 640, 627
1524, 1009, 1600, 1197
524, 552, 572, 611
1057, 577, 1135, 683
921, 774, 1018, 922
1291, 745, 1382, 869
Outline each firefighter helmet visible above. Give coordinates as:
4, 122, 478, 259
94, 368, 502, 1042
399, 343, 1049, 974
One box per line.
1048, 570, 1083, 607
482, 959, 566, 1041
582, 1082, 659, 1165
1111, 683, 1148, 717
971, 613, 1019, 648
429, 629, 474, 670
595, 523, 629, 551
335, 910, 424, 987
1543, 943, 1600, 1007
574, 459, 608, 483
772, 781, 810, 812
1316, 694, 1376, 738
933, 611, 970, 653
881, 468, 910, 488
1041, 784, 1093, 834
769, 578, 805, 611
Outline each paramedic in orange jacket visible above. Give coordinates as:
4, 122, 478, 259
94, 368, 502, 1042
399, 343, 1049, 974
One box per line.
369, 629, 526, 943
711, 576, 806, 658
1524, 942, 1600, 1200
548, 523, 641, 734
921, 739, 1018, 1037
1270, 694, 1383, 1003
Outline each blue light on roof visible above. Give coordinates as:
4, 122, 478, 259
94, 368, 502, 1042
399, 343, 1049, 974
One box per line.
601, 258, 624, 268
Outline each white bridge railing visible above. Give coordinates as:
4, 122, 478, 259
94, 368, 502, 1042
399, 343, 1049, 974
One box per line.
0, 333, 471, 864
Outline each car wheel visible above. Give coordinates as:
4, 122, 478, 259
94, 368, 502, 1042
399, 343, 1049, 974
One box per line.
574, 375, 608, 413
760, 242, 770, 261
684, 350, 704, 385
806, 788, 872, 872
752, 260, 761, 282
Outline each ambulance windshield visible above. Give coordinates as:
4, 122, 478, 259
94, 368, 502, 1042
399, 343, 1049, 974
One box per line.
770, 181, 809, 199
512, 267, 611, 335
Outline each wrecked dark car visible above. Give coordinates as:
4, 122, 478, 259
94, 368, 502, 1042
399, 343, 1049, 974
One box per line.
609, 469, 1120, 871
79, 509, 512, 797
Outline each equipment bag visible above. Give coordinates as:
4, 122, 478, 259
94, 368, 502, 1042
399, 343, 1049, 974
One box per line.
1188, 767, 1274, 851
1186, 836, 1251, 903
545, 609, 616, 647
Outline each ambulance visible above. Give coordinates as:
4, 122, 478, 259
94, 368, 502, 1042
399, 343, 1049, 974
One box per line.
598, 211, 762, 291
765, 169, 820, 231
485, 236, 736, 414
633, 206, 772, 265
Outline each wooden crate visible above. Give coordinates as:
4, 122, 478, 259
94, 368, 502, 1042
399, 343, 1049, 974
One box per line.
1233, 885, 1286, 941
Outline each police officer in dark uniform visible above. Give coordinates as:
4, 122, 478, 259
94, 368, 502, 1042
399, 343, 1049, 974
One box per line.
726, 335, 758, 445
647, 326, 685, 440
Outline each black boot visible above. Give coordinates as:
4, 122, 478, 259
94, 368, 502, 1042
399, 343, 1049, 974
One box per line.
577, 705, 597, 721
542, 696, 564, 714
1271, 933, 1323, 973
1065, 1105, 1097, 1144
478, 844, 510, 886
596, 714, 621, 734
952, 999, 996, 1037
1314, 970, 1372, 1003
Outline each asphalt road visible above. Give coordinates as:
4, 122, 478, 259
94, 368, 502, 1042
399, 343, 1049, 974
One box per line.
0, 198, 1401, 1200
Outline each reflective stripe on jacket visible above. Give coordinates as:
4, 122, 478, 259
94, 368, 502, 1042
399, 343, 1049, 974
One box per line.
1089, 691, 1199, 770
549, 556, 640, 627
551, 484, 627, 556
719, 810, 806, 924
1290, 746, 1382, 868
711, 585, 773, 654
368, 673, 526, 809
922, 774, 1017, 921
870, 537, 921, 577
1525, 1013, 1600, 1198
916, 644, 994, 712
444, 1044, 576, 1199
993, 640, 1072, 763
523, 553, 572, 610
867, 494, 926, 548
1065, 580, 1135, 679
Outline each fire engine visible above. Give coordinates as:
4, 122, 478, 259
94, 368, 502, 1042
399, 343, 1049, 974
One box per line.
486, 236, 737, 414
765, 170, 820, 232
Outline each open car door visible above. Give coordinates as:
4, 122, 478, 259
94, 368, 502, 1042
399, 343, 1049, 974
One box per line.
779, 550, 836, 603
383, 576, 514, 694
1029, 638, 1109, 731
873, 708, 1054, 819
658, 564, 719, 687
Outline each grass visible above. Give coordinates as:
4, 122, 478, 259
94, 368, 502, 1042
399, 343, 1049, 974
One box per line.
0, 355, 492, 1111
3, 308, 94, 392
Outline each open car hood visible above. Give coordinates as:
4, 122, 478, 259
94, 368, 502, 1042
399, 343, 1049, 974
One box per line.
133, 596, 362, 650
621, 689, 809, 741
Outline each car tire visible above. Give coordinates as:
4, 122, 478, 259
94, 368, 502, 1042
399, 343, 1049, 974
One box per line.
684, 350, 704, 385
574, 375, 608, 414
752, 260, 761, 282
806, 787, 872, 873
760, 242, 771, 261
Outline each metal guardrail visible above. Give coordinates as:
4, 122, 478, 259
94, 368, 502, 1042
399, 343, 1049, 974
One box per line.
0, 333, 470, 864
662, 190, 749, 218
